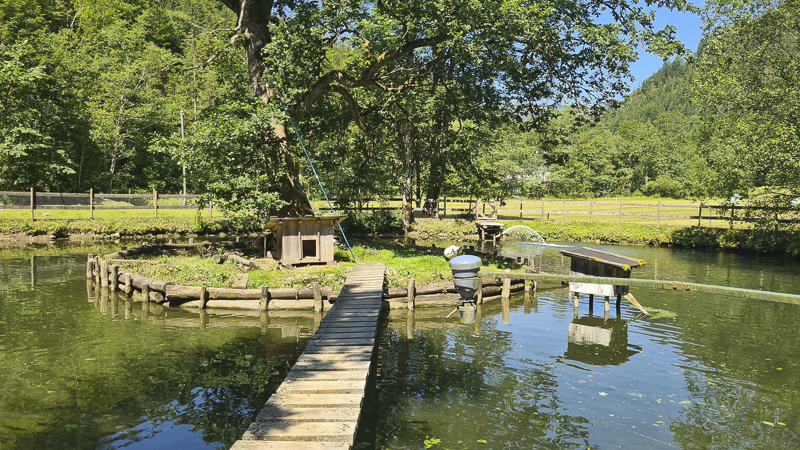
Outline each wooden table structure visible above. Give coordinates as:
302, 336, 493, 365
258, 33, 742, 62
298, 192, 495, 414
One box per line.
559, 247, 642, 312
230, 262, 386, 450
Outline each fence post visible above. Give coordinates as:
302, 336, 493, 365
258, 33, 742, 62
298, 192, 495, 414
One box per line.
443, 196, 447, 218
90, 188, 94, 220
30, 188, 35, 221
541, 198, 545, 221
519, 200, 523, 219
209, 199, 213, 218
590, 198, 593, 223
698, 203, 703, 227
563, 201, 567, 222
153, 190, 158, 218
618, 201, 623, 224
657, 198, 662, 227
709, 206, 712, 227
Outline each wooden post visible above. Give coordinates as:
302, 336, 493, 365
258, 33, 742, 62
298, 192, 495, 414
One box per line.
519, 200, 523, 219
709, 206, 712, 226
502, 275, 511, 299
124, 272, 132, 296
87, 254, 95, 279
502, 293, 510, 324
618, 201, 623, 224
90, 188, 94, 220
657, 198, 662, 226
94, 257, 100, 283
259, 286, 270, 311
589, 198, 593, 223
443, 196, 447, 218
30, 188, 35, 221
110, 264, 119, 291
153, 190, 158, 218
698, 203, 703, 227
313, 282, 323, 312
142, 283, 151, 303
407, 278, 415, 310
541, 198, 545, 221
563, 201, 567, 222
199, 285, 207, 309
209, 199, 213, 218
100, 260, 109, 287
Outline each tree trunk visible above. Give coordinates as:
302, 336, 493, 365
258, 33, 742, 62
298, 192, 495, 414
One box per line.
221, 0, 314, 217
401, 114, 415, 232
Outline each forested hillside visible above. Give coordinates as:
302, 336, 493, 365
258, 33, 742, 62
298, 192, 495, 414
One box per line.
0, 0, 236, 193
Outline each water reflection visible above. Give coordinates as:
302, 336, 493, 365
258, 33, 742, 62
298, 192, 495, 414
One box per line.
0, 247, 315, 449
565, 315, 642, 366
357, 241, 800, 449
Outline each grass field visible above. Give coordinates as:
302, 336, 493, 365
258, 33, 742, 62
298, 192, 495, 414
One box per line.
316, 196, 744, 228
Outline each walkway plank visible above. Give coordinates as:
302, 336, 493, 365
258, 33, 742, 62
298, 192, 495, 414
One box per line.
231, 263, 385, 450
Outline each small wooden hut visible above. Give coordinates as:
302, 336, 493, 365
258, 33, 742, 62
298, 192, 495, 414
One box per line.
265, 216, 347, 266
559, 247, 642, 298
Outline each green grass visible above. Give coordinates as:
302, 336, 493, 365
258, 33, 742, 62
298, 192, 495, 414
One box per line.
110, 243, 523, 291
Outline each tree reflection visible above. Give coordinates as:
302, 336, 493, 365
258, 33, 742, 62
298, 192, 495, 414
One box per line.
357, 307, 595, 449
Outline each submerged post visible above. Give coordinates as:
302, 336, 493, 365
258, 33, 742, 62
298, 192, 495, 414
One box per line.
502, 275, 511, 299
87, 254, 95, 279
313, 282, 323, 312
110, 264, 119, 291
407, 278, 416, 310
100, 260, 109, 287
200, 285, 207, 309
259, 286, 270, 311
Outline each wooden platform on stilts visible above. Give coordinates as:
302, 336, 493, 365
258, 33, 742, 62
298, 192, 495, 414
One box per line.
230, 263, 387, 450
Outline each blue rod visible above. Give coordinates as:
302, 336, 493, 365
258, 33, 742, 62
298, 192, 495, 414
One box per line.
276, 93, 357, 263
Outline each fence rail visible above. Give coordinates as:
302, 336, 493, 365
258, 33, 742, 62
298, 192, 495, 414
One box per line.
0, 189, 209, 220
3, 190, 794, 226
316, 198, 798, 227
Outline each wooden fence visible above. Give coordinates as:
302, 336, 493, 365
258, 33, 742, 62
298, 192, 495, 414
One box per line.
319, 198, 796, 227
0, 189, 209, 220
5, 189, 793, 226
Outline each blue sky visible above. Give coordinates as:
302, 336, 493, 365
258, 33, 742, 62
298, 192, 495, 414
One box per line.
628, 7, 704, 88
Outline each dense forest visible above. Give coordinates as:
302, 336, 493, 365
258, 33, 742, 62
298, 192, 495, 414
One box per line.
1, 0, 797, 225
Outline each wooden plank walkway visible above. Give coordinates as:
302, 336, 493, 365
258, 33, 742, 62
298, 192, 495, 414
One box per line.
231, 263, 386, 450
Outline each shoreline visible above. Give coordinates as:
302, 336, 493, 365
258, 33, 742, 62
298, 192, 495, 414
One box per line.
1, 217, 798, 257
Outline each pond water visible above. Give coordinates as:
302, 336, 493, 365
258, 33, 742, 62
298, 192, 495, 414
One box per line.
355, 242, 800, 449
3, 240, 800, 449
0, 242, 314, 449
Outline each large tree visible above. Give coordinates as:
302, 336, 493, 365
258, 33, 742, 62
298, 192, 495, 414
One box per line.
693, 0, 800, 224
205, 0, 690, 216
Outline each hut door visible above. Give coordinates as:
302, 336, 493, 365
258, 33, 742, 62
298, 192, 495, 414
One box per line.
302, 238, 318, 260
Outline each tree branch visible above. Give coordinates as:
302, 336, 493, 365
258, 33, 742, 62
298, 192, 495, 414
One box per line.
329, 85, 367, 131
289, 32, 454, 118
181, 34, 244, 73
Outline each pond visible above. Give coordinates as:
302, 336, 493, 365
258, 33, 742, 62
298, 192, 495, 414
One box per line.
2, 240, 800, 449
354, 242, 800, 449
0, 241, 314, 449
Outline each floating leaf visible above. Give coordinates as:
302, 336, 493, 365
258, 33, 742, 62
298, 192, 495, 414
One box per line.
763, 421, 775, 427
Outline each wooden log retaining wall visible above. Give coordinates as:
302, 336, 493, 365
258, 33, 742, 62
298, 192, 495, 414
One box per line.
89, 242, 541, 311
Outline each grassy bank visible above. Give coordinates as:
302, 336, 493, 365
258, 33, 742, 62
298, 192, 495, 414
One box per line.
0, 216, 262, 238
2, 211, 798, 257
114, 243, 521, 292
411, 219, 800, 256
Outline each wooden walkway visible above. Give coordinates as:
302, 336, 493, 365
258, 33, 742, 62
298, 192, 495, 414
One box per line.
231, 263, 386, 450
